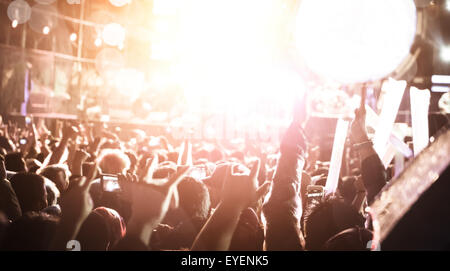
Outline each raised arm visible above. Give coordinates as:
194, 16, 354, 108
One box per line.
191, 160, 270, 251
114, 157, 190, 250
47, 125, 78, 165
350, 108, 387, 205
262, 98, 308, 251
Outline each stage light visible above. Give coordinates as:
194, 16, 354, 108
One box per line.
294, 0, 417, 83
431, 75, 450, 84
28, 4, 58, 34
94, 37, 102, 47
441, 46, 450, 62
12, 20, 18, 28
42, 26, 50, 35
102, 23, 125, 47
7, 0, 31, 25
70, 33, 77, 41
109, 0, 131, 7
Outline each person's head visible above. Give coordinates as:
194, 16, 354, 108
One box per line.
229, 208, 265, 251
0, 136, 14, 153
5, 152, 27, 172
97, 149, 130, 175
304, 196, 365, 251
324, 227, 373, 251
177, 177, 211, 223
10, 173, 48, 213
0, 212, 58, 250
76, 207, 126, 250
38, 164, 70, 193
338, 176, 357, 205
44, 177, 60, 207
26, 159, 42, 173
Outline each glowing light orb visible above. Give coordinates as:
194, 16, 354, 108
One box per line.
7, 0, 31, 25
102, 23, 126, 47
109, 0, 131, 7
295, 0, 417, 83
12, 20, 18, 28
441, 46, 450, 62
28, 4, 58, 34
70, 33, 77, 41
94, 37, 102, 47
42, 26, 50, 35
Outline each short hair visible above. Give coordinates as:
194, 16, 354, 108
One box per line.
229, 208, 264, 251
38, 164, 70, 193
0, 211, 58, 250
97, 149, 130, 175
324, 227, 373, 251
9, 173, 48, 213
5, 152, 26, 172
304, 196, 365, 251
177, 177, 211, 222
0, 136, 14, 152
44, 177, 60, 207
76, 207, 126, 250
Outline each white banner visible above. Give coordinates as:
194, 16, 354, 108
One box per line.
410, 87, 430, 156
325, 119, 349, 195
373, 78, 407, 160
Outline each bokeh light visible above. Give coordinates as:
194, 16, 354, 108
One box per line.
94, 37, 103, 47
441, 46, 450, 62
102, 23, 126, 47
109, 0, 132, 7
7, 0, 32, 25
70, 33, 77, 42
42, 25, 50, 35
28, 4, 58, 34
170, 0, 302, 112
294, 0, 417, 83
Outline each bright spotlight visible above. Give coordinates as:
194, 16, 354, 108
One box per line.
42, 26, 50, 35
109, 0, 131, 7
446, 0, 450, 11
70, 33, 77, 41
94, 37, 102, 47
102, 23, 125, 47
441, 46, 450, 62
12, 19, 18, 28
294, 0, 417, 83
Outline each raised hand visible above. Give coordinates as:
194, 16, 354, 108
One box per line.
222, 160, 271, 211
119, 165, 190, 246
52, 162, 97, 250
71, 149, 91, 176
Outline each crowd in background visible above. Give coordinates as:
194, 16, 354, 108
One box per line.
0, 98, 444, 251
